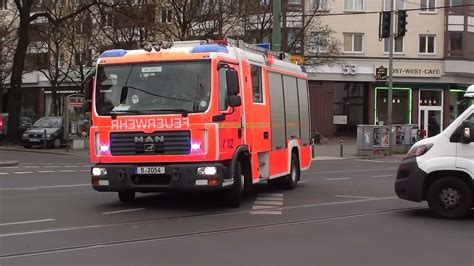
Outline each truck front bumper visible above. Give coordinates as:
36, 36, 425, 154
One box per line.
91, 162, 233, 192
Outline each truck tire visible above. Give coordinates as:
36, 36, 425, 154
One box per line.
427, 177, 472, 219
118, 191, 136, 203
282, 154, 300, 190
225, 161, 244, 208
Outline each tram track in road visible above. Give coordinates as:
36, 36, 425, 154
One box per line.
0, 206, 422, 261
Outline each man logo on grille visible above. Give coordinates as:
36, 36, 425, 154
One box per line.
144, 144, 155, 152
134, 136, 165, 143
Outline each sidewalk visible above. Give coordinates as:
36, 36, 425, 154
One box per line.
312, 137, 404, 161
0, 145, 90, 158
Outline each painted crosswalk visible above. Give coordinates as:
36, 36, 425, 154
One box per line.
250, 193, 284, 215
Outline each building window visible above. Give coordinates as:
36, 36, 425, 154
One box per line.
287, 28, 302, 54
343, 33, 363, 53
420, 0, 436, 12
375, 87, 412, 125
161, 8, 172, 23
419, 35, 435, 54
251, 65, 263, 103
0, 0, 7, 10
448, 31, 463, 55
383, 0, 404, 11
384, 37, 404, 53
449, 0, 464, 14
288, 0, 302, 5
313, 0, 329, 10
344, 0, 363, 11
309, 32, 329, 54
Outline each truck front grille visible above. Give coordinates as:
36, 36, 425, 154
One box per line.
110, 131, 191, 156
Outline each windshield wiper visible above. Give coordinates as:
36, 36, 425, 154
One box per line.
142, 109, 189, 117
109, 110, 144, 119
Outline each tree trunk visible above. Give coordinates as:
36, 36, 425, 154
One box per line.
51, 89, 59, 115
7, 6, 32, 143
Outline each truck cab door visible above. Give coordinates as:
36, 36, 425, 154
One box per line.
216, 64, 243, 161
455, 112, 474, 176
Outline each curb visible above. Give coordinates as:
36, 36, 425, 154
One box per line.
313, 155, 405, 161
0, 148, 89, 158
0, 160, 19, 167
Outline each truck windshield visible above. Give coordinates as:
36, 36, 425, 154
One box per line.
95, 61, 211, 116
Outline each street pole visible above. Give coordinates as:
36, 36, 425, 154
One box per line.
387, 0, 394, 155
272, 0, 281, 52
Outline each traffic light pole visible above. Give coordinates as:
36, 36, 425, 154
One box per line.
272, 0, 281, 52
387, 0, 394, 155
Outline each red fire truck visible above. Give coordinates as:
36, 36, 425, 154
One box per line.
84, 39, 312, 206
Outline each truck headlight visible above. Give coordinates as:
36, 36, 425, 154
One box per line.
92, 167, 107, 176
197, 166, 217, 176
22, 133, 28, 138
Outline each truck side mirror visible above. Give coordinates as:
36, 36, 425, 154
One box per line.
228, 95, 241, 107
226, 69, 239, 95
460, 120, 471, 144
83, 70, 95, 112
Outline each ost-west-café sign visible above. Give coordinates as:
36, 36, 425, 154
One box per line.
375, 63, 442, 78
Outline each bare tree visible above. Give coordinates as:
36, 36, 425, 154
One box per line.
0, 4, 17, 113
6, 0, 105, 142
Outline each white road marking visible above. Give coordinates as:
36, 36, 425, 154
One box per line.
64, 165, 80, 168
0, 173, 8, 175
44, 166, 60, 168
79, 170, 91, 172
0, 219, 55, 227
24, 166, 39, 168
258, 193, 284, 197
299, 180, 307, 183
254, 201, 283, 206
355, 159, 394, 163
309, 168, 397, 174
0, 197, 400, 239
250, 210, 282, 215
325, 177, 351, 181
40, 163, 54, 165
13, 172, 34, 175
102, 208, 145, 215
59, 170, 77, 173
252, 205, 276, 210
256, 196, 283, 201
38, 170, 56, 173
335, 195, 377, 200
372, 174, 393, 178
0, 184, 90, 191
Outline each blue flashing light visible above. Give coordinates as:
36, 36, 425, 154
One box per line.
99, 49, 128, 58
256, 43, 271, 50
191, 44, 229, 54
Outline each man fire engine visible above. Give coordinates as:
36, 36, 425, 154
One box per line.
84, 39, 312, 207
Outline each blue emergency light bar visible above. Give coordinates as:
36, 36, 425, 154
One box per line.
99, 49, 128, 58
191, 44, 229, 54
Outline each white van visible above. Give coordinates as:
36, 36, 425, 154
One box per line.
395, 85, 474, 219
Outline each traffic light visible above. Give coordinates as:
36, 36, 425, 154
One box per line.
397, 10, 408, 37
379, 11, 391, 39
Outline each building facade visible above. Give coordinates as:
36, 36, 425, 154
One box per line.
305, 0, 474, 138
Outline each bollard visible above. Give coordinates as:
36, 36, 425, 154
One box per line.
43, 129, 47, 149
340, 137, 344, 157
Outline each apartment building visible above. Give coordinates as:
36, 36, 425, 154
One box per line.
1, 0, 309, 118
306, 0, 474, 138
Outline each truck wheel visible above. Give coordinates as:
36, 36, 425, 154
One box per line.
225, 161, 244, 207
282, 154, 300, 190
427, 177, 472, 219
53, 138, 61, 149
118, 191, 136, 203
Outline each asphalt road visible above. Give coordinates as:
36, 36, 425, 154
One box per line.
0, 151, 473, 265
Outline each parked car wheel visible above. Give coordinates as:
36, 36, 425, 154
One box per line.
53, 138, 62, 149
